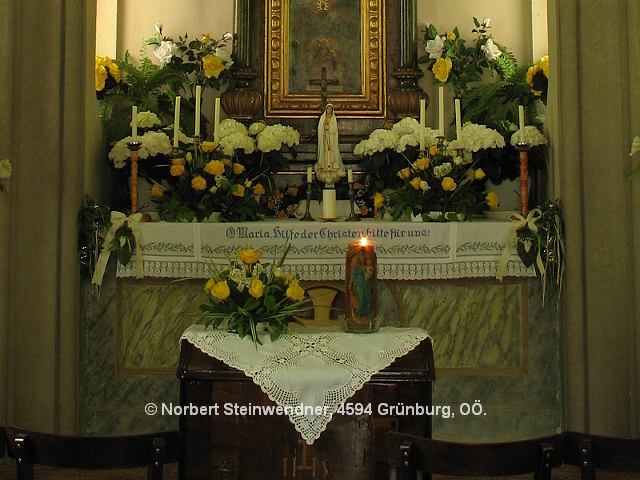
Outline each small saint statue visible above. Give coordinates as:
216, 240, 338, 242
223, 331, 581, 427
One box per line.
315, 103, 345, 188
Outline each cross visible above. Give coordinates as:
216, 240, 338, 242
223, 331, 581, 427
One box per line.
309, 67, 339, 111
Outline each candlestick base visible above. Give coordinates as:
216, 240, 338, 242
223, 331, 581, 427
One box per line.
345, 182, 360, 222
300, 182, 315, 221
436, 135, 446, 150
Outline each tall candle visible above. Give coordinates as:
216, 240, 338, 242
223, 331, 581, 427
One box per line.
194, 85, 202, 137
322, 189, 337, 220
454, 98, 462, 140
419, 98, 426, 151
173, 96, 181, 148
307, 166, 313, 183
345, 236, 378, 332
348, 168, 353, 183
438, 86, 445, 136
213, 97, 221, 143
518, 105, 525, 143
132, 106, 138, 141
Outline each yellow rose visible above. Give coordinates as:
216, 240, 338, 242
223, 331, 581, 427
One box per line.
233, 184, 246, 197
151, 184, 164, 197
202, 33, 211, 44
441, 177, 457, 192
248, 278, 265, 299
201, 141, 217, 153
95, 64, 107, 91
432, 57, 452, 83
233, 163, 245, 175
286, 279, 306, 302
210, 280, 231, 301
373, 192, 385, 208
170, 164, 185, 177
222, 158, 231, 166
105, 59, 120, 82
397, 167, 411, 179
415, 157, 430, 171
237, 248, 262, 265
447, 31, 456, 41
252, 183, 266, 195
486, 191, 499, 208
410, 177, 421, 191
204, 160, 225, 176
203, 54, 225, 79
204, 278, 216, 292
474, 168, 486, 180
172, 157, 185, 166
429, 145, 439, 156
191, 175, 207, 191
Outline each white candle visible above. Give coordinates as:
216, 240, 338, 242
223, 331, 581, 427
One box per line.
132, 106, 138, 141
348, 169, 353, 183
307, 166, 313, 183
438, 86, 445, 136
518, 105, 525, 143
194, 85, 202, 137
213, 97, 221, 143
173, 96, 181, 148
323, 189, 337, 220
419, 98, 426, 151
454, 98, 462, 140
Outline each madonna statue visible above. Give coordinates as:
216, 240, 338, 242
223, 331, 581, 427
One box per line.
315, 103, 345, 187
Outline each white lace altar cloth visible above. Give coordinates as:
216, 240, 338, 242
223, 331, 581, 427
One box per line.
117, 219, 534, 280
180, 324, 429, 444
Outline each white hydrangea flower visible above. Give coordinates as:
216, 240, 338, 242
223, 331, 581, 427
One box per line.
108, 137, 134, 168
256, 124, 300, 152
396, 133, 420, 153
481, 38, 502, 61
140, 131, 172, 157
173, 129, 194, 145
392, 117, 420, 137
510, 125, 548, 147
219, 132, 256, 155
248, 122, 266, 136
135, 111, 161, 129
455, 123, 505, 152
354, 129, 399, 156
218, 118, 248, 138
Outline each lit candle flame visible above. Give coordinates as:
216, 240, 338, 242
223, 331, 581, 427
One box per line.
359, 236, 369, 247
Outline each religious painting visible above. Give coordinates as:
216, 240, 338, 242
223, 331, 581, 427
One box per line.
265, 0, 385, 118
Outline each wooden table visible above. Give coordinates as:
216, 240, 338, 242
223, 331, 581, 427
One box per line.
177, 336, 435, 480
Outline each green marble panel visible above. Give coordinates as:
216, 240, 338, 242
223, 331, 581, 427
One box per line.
119, 280, 208, 372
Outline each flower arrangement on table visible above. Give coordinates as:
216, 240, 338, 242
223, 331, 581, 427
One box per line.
386, 137, 493, 221
419, 17, 516, 97
199, 245, 313, 346
154, 118, 300, 222
265, 186, 306, 219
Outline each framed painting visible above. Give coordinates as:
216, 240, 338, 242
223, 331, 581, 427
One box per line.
265, 0, 386, 118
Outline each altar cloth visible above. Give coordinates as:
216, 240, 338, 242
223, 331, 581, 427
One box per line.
117, 219, 534, 280
180, 324, 429, 444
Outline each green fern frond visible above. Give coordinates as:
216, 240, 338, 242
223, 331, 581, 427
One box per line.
494, 45, 517, 80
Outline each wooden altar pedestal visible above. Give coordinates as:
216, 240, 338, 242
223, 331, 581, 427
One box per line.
177, 337, 435, 480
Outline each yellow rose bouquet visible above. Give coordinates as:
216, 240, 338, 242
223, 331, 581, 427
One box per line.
155, 139, 267, 222
388, 142, 488, 221
199, 244, 313, 346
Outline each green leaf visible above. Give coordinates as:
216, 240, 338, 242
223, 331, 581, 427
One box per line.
243, 296, 260, 311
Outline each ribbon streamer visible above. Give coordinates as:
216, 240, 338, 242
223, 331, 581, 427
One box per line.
91, 211, 145, 286
496, 208, 543, 282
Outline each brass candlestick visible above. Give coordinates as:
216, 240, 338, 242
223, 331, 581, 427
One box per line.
301, 181, 315, 221
127, 141, 142, 213
515, 142, 531, 217
346, 181, 360, 222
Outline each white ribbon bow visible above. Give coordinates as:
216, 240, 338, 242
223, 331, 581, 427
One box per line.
91, 212, 145, 286
496, 209, 543, 282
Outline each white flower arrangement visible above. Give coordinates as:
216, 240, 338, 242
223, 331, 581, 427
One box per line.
217, 118, 248, 138
449, 123, 506, 152
353, 129, 400, 156
134, 111, 162, 129
510, 125, 548, 147
391, 117, 420, 137
248, 122, 266, 136
108, 131, 173, 168
256, 124, 300, 153
433, 162, 453, 178
219, 132, 256, 156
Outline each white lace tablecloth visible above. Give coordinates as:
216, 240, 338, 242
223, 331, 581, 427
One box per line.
180, 324, 429, 444
117, 219, 534, 280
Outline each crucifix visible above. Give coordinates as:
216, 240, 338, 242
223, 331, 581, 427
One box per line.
309, 67, 339, 111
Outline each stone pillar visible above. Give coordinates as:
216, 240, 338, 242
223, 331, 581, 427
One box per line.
0, 0, 95, 433
387, 0, 428, 119
221, 0, 263, 120
548, 0, 640, 436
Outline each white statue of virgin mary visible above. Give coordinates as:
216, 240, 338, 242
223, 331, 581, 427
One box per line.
315, 103, 345, 187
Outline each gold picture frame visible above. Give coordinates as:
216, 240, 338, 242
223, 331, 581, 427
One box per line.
265, 0, 386, 118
